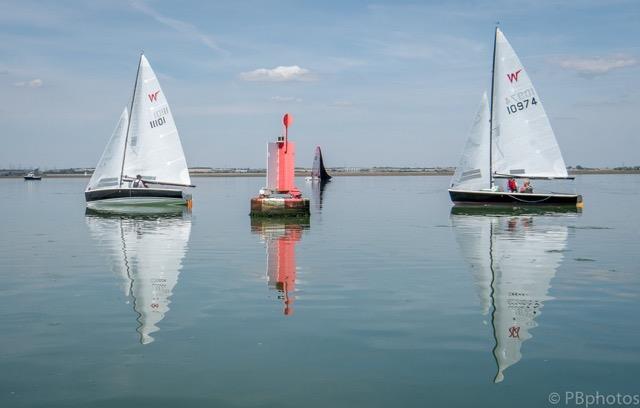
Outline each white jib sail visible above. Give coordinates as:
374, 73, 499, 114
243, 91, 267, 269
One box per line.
492, 28, 568, 179
122, 55, 191, 186
86, 107, 129, 191
451, 92, 491, 190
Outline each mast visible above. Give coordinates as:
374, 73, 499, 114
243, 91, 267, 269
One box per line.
119, 53, 143, 187
488, 26, 498, 189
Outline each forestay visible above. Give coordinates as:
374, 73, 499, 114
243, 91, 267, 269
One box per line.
450, 92, 491, 190
122, 55, 191, 186
86, 108, 129, 191
492, 28, 568, 179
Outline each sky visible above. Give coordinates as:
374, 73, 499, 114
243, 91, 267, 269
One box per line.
1, 0, 639, 169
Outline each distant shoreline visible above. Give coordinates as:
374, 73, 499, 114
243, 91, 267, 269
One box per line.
2, 169, 639, 179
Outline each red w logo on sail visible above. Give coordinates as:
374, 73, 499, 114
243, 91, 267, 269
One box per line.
507, 69, 522, 83
148, 90, 160, 102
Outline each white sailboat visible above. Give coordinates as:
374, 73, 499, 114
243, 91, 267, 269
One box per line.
449, 28, 582, 207
85, 54, 194, 209
86, 210, 192, 344
451, 210, 572, 382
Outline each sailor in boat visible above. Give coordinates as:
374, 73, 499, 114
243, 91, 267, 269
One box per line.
507, 177, 518, 193
132, 174, 148, 188
519, 179, 533, 194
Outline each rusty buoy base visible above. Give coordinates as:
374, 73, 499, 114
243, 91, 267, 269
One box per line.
250, 197, 310, 217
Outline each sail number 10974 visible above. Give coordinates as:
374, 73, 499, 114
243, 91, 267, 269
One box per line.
506, 97, 537, 115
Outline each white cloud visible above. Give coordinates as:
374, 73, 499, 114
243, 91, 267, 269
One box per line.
240, 66, 314, 82
131, 0, 225, 53
271, 96, 302, 103
555, 55, 637, 77
14, 78, 43, 88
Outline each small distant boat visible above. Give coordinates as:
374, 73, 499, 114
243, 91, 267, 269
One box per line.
85, 54, 194, 209
24, 171, 42, 180
306, 146, 332, 182
448, 28, 582, 207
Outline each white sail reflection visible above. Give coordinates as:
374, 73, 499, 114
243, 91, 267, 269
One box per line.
451, 210, 572, 382
86, 209, 192, 344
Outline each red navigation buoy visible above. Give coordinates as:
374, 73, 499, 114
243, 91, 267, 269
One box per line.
250, 113, 309, 217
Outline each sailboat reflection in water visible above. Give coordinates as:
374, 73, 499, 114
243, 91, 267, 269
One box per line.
451, 208, 575, 382
86, 208, 192, 344
311, 179, 329, 213
251, 218, 309, 316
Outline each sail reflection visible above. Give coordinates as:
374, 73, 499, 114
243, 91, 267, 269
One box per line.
451, 208, 575, 382
85, 208, 192, 344
311, 180, 329, 212
251, 217, 310, 316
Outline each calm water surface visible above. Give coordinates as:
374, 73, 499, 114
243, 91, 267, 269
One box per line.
1, 175, 639, 407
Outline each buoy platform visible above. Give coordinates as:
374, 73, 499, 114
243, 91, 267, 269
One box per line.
250, 195, 310, 217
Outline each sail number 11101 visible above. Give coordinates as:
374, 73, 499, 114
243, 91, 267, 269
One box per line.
506, 97, 537, 115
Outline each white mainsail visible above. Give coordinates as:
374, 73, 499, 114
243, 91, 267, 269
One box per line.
86, 108, 129, 191
492, 28, 568, 179
450, 92, 491, 190
451, 213, 568, 382
86, 212, 192, 344
122, 55, 191, 186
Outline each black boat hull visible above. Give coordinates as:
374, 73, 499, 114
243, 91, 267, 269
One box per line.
85, 188, 189, 208
449, 189, 582, 207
